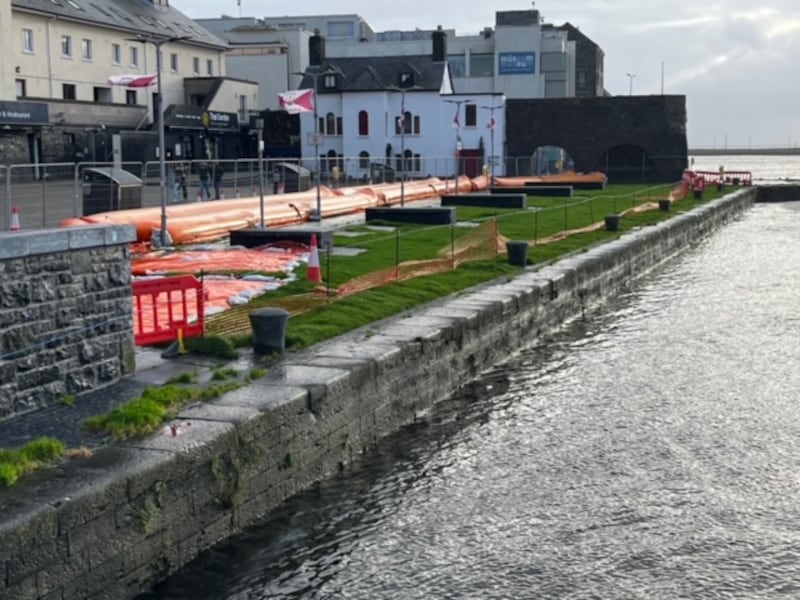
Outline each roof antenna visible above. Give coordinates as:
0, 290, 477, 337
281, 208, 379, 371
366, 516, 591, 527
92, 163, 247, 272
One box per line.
237, 0, 242, 17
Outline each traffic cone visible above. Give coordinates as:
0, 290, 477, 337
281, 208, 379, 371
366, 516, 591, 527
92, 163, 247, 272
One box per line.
307, 234, 322, 283
9, 206, 20, 231
196, 189, 202, 202
277, 181, 285, 194
220, 189, 226, 200
235, 186, 240, 198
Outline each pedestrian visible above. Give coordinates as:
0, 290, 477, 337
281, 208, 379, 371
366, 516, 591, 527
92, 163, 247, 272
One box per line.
172, 163, 187, 202
213, 162, 225, 200
197, 162, 212, 200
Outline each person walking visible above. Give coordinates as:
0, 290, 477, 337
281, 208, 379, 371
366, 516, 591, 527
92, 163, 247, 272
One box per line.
213, 162, 225, 200
197, 161, 212, 200
173, 163, 187, 202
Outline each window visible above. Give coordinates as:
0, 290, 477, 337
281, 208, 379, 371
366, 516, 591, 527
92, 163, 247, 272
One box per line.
206, 59, 213, 75
22, 29, 34, 53
358, 110, 369, 136
465, 103, 477, 127
93, 87, 111, 102
448, 55, 466, 78
62, 83, 76, 100
112, 43, 121, 64
323, 74, 336, 88
61, 35, 72, 57
170, 53, 178, 72
395, 112, 421, 135
325, 113, 336, 136
192, 57, 200, 74
15, 79, 26, 98
469, 53, 494, 77
81, 38, 93, 60
125, 90, 137, 105
130, 46, 139, 67
359, 151, 370, 169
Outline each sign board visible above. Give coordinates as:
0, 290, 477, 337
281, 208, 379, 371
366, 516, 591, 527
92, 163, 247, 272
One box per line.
498, 52, 536, 75
0, 100, 49, 125
165, 106, 239, 131
308, 132, 323, 147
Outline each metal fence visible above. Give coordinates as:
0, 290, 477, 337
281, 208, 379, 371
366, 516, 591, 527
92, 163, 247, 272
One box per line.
0, 154, 688, 231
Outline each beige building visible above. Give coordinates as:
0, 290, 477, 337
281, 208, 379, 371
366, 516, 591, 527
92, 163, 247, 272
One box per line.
2, 0, 258, 165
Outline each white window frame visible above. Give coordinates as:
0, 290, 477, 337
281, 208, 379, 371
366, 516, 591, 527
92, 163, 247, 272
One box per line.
22, 29, 34, 53
130, 46, 139, 67
111, 43, 121, 65
61, 35, 72, 58
206, 59, 213, 75
81, 38, 93, 61
170, 53, 179, 73
192, 56, 200, 75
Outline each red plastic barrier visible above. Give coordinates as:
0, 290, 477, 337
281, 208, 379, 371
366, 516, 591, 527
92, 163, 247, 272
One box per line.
132, 275, 205, 346
690, 170, 752, 186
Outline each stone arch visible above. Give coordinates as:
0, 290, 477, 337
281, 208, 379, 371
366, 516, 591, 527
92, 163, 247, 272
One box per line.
596, 144, 654, 182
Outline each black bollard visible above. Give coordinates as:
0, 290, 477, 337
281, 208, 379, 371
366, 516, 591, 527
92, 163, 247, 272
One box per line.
604, 214, 621, 232
506, 240, 530, 267
249, 307, 290, 355
658, 199, 671, 212
693, 188, 703, 200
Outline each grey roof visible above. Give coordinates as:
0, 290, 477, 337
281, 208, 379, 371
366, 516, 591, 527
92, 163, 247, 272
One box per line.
301, 55, 448, 93
12, 0, 228, 49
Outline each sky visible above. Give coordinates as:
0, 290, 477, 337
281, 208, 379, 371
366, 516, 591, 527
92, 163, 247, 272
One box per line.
170, 0, 800, 149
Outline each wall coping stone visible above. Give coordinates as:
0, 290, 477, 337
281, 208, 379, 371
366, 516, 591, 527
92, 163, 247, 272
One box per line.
0, 225, 136, 258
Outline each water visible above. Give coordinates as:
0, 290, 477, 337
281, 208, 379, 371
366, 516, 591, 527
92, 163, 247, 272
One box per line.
690, 154, 800, 183
142, 200, 800, 599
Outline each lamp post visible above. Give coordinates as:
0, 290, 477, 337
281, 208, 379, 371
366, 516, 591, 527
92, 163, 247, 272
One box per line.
292, 68, 336, 221
444, 98, 471, 195
479, 104, 504, 185
626, 72, 636, 96
128, 34, 189, 247
388, 84, 420, 206
254, 118, 265, 228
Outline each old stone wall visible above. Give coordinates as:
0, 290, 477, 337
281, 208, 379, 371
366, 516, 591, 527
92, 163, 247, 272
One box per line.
506, 95, 688, 181
0, 225, 137, 417
0, 188, 757, 600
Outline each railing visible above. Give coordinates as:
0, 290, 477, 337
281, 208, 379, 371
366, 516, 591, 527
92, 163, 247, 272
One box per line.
0, 155, 694, 231
132, 275, 205, 346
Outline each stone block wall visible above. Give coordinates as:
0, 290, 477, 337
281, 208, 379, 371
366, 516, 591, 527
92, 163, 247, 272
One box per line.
0, 190, 757, 599
0, 225, 137, 418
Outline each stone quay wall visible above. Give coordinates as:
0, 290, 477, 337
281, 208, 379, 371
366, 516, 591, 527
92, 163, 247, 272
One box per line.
0, 189, 757, 600
0, 225, 137, 418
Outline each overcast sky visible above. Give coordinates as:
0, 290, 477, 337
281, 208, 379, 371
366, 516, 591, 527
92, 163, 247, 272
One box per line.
170, 0, 800, 149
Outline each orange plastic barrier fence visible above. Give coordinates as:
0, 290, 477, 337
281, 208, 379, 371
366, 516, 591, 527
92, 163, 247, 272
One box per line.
132, 275, 205, 346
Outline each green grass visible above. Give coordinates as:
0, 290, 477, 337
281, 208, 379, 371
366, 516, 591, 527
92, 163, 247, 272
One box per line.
0, 437, 66, 486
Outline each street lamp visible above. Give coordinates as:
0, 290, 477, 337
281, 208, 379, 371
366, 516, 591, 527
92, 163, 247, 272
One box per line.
479, 103, 504, 185
388, 84, 420, 206
292, 67, 337, 222
254, 118, 266, 228
444, 98, 471, 195
127, 34, 189, 247
626, 72, 636, 96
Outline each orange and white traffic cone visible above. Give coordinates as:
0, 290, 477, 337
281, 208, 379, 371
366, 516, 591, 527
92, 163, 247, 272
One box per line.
196, 190, 202, 202
220, 189, 226, 200
277, 181, 285, 194
307, 234, 322, 283
9, 205, 20, 231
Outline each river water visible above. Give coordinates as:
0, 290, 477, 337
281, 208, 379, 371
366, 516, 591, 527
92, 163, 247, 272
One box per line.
142, 190, 800, 599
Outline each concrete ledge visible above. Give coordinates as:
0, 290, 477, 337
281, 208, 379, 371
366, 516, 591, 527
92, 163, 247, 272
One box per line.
526, 179, 606, 190
441, 193, 527, 209
0, 187, 759, 600
365, 207, 456, 225
0, 225, 136, 259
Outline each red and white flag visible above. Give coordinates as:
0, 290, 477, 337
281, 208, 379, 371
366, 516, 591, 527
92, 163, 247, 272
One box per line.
488, 116, 496, 130
278, 89, 315, 114
107, 74, 158, 88
452, 109, 460, 129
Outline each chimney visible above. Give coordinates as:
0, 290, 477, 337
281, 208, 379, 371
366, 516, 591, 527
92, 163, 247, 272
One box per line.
309, 28, 326, 66
432, 25, 447, 62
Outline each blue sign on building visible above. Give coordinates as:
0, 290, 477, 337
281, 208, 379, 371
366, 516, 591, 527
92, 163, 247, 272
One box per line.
498, 52, 536, 75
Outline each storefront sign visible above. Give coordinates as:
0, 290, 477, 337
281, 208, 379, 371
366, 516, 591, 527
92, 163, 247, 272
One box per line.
165, 106, 239, 131
0, 100, 49, 125
498, 52, 536, 75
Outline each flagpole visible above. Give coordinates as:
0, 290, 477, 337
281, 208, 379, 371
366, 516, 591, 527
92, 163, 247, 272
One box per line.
444, 98, 471, 196
480, 103, 504, 186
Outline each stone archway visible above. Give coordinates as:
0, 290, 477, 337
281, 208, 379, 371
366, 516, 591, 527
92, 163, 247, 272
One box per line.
596, 144, 654, 182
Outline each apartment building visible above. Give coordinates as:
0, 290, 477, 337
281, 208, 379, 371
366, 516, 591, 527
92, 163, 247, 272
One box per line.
1, 0, 259, 166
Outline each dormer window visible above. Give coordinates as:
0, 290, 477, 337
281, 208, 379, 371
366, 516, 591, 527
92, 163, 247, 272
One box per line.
399, 71, 415, 88
323, 73, 336, 89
